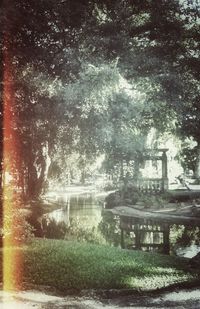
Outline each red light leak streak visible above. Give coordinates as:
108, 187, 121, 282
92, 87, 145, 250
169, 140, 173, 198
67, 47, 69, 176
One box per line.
2, 31, 23, 291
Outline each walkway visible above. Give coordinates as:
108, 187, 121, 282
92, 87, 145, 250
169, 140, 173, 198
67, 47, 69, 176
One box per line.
1, 288, 200, 308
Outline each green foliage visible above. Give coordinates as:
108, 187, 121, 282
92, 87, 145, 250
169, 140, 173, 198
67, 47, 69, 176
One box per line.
3, 208, 35, 243
177, 145, 198, 174
1, 0, 200, 198
137, 194, 168, 209
170, 225, 186, 247
43, 220, 67, 240
171, 225, 200, 248
13, 239, 197, 291
105, 185, 168, 209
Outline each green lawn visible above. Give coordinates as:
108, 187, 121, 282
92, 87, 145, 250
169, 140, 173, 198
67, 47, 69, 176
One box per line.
1, 239, 199, 292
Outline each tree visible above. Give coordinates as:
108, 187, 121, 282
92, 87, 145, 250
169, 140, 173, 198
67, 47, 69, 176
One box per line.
0, 0, 94, 197
1, 0, 200, 198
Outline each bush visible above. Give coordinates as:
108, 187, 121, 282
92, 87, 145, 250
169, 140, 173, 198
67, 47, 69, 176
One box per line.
43, 219, 68, 239
3, 208, 35, 244
105, 185, 168, 209
171, 225, 200, 248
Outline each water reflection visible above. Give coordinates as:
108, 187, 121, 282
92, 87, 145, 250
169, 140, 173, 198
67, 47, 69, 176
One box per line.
46, 191, 104, 228
176, 244, 200, 258
44, 190, 200, 257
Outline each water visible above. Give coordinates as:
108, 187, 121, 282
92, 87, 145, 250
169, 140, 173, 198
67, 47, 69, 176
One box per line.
44, 188, 107, 228
44, 188, 200, 258
176, 244, 200, 258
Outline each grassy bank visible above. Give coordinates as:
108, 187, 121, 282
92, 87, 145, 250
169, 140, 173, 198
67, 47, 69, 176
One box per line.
1, 239, 199, 292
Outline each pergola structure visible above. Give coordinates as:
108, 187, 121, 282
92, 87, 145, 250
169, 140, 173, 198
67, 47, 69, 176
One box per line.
134, 148, 169, 193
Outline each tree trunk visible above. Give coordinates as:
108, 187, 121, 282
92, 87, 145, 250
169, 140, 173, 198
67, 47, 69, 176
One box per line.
81, 170, 86, 184
27, 142, 51, 199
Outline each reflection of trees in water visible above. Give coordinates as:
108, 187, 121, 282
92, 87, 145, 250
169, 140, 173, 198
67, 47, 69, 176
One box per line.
98, 215, 163, 249
39, 216, 106, 244
29, 193, 103, 238
66, 194, 103, 228
98, 213, 121, 246
28, 197, 200, 253
140, 231, 163, 245
99, 215, 200, 253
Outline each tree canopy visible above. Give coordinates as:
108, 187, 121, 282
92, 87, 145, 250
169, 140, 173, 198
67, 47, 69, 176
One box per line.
1, 0, 200, 197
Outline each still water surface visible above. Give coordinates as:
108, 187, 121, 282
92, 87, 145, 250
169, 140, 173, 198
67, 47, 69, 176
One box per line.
44, 188, 200, 258
45, 188, 107, 228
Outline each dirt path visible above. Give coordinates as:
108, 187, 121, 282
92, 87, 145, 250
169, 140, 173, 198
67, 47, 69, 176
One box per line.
1, 288, 200, 309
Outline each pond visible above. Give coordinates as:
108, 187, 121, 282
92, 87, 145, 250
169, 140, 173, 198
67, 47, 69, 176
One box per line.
44, 187, 109, 228
41, 188, 200, 258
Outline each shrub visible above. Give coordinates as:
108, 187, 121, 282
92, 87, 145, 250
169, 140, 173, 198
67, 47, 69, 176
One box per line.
171, 225, 200, 248
43, 219, 68, 239
3, 208, 35, 244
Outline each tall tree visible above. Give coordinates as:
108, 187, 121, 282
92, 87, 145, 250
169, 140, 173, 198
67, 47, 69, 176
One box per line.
1, 0, 200, 196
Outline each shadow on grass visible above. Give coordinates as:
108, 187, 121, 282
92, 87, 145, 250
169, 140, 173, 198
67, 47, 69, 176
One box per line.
18, 239, 199, 291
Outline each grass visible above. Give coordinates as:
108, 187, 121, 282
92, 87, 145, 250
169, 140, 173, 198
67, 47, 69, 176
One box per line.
0, 238, 199, 292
